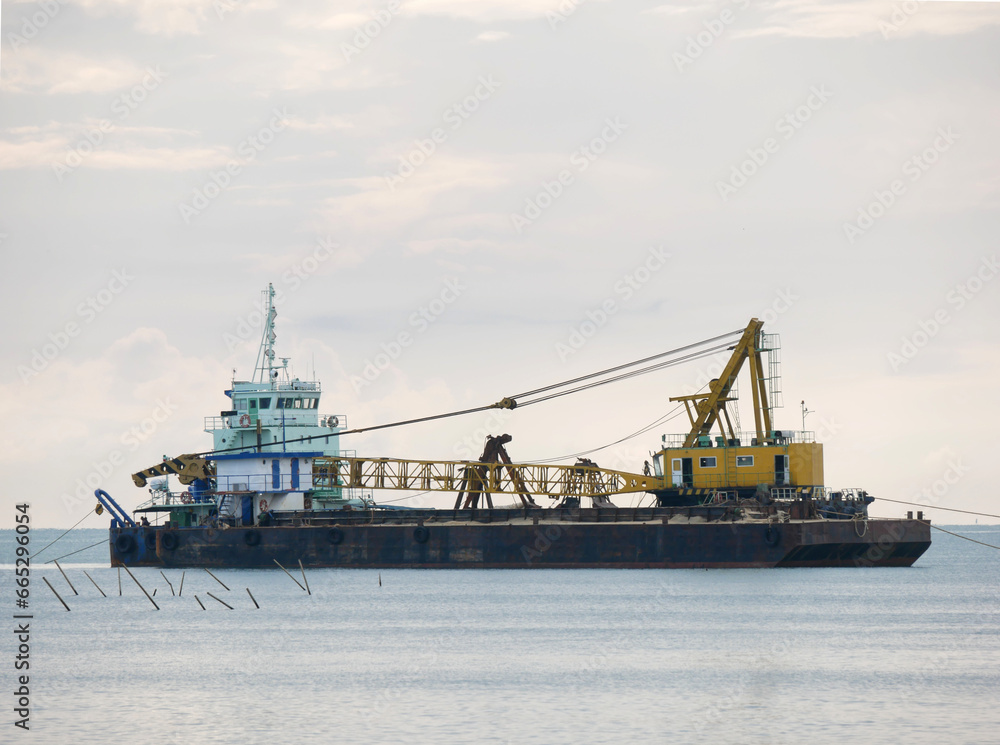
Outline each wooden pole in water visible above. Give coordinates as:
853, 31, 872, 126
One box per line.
298, 559, 311, 595
118, 566, 122, 596
52, 560, 78, 596
194, 595, 206, 610
246, 588, 259, 609
204, 568, 230, 591
83, 571, 107, 598
207, 592, 233, 610
273, 559, 306, 591
42, 576, 71, 611
122, 565, 160, 610
160, 571, 175, 596
178, 571, 185, 597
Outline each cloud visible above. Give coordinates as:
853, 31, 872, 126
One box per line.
475, 30, 511, 42
74, 0, 212, 36
1, 327, 228, 462
320, 153, 513, 237
735, 0, 1000, 39
0, 122, 229, 171
1, 49, 147, 94
405, 0, 602, 22
283, 115, 355, 132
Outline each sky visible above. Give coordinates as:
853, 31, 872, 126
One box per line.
1, 0, 998, 529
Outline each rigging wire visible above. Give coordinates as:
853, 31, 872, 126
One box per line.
523, 405, 688, 465
195, 330, 739, 457
514, 343, 733, 408
523, 373, 717, 465
510, 327, 742, 399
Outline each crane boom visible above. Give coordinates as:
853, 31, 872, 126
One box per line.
312, 456, 664, 501
132, 454, 215, 487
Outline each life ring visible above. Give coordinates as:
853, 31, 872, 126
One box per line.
115, 534, 135, 553
413, 526, 430, 544
162, 532, 179, 551
259, 499, 269, 513
328, 527, 345, 545
240, 414, 251, 427
764, 525, 781, 547
244, 530, 261, 547
329, 415, 339, 428
181, 493, 193, 504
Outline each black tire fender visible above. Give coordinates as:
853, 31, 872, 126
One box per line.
328, 528, 345, 545
162, 532, 179, 551
115, 534, 136, 554
244, 530, 262, 547
414, 526, 430, 544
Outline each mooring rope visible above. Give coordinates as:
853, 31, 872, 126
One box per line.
30, 510, 95, 560
924, 523, 1000, 551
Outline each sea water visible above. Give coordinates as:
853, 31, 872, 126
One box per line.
1, 526, 998, 744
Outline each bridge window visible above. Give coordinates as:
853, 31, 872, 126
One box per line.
737, 455, 754, 467
293, 398, 302, 409
699, 456, 717, 468
258, 397, 271, 409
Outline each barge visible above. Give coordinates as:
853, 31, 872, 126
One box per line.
96, 285, 930, 568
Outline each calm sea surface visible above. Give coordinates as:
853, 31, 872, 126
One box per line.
2, 526, 999, 744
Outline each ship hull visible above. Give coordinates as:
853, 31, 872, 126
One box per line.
108, 508, 930, 569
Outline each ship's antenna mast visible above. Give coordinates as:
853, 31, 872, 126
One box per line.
253, 283, 277, 384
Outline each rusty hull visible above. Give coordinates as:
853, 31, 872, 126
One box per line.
109, 508, 930, 569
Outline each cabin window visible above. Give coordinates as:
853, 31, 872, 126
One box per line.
699, 456, 717, 468
235, 398, 247, 410
293, 398, 302, 409
737, 455, 754, 467
258, 397, 271, 409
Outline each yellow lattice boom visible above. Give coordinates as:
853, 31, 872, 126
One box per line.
312, 457, 664, 499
